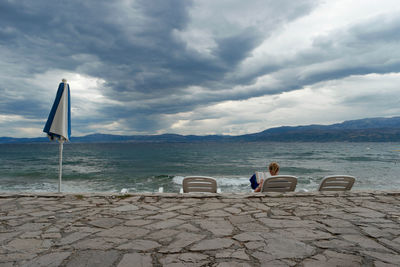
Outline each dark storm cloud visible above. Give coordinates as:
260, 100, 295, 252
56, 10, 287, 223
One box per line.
1, 0, 399, 135
0, 0, 315, 92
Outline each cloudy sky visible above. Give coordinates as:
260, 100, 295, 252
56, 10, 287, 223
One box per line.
1, 0, 400, 137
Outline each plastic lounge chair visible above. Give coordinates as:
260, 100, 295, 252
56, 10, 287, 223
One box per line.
261, 175, 298, 192
182, 176, 218, 193
318, 175, 355, 191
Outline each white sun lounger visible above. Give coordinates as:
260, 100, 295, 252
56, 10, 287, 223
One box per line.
181, 176, 220, 193
261, 175, 298, 192
318, 175, 355, 191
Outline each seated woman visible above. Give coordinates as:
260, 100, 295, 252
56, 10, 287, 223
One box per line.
250, 162, 280, 192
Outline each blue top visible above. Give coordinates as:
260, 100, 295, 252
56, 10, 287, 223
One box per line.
249, 174, 258, 190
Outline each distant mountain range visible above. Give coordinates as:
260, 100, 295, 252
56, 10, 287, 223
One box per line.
1, 116, 400, 143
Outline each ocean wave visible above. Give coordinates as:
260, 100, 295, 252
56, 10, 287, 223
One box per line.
173, 175, 252, 186
2, 142, 400, 192
0, 181, 99, 193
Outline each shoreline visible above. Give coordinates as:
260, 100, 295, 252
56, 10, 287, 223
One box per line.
1, 191, 400, 266
1, 189, 400, 198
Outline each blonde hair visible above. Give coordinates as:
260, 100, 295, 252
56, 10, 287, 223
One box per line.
269, 162, 280, 175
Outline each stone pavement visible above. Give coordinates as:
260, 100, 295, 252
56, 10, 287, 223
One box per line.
1, 191, 400, 267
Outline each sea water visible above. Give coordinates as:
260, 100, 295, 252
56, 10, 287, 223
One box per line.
0, 142, 399, 193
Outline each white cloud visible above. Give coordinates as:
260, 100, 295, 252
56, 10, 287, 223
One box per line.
0, 69, 126, 137
86, 119, 129, 135
0, 114, 41, 123
0, 114, 44, 137
239, 0, 400, 78
29, 70, 123, 119
162, 73, 400, 135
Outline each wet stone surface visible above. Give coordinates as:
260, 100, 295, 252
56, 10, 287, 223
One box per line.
0, 191, 400, 266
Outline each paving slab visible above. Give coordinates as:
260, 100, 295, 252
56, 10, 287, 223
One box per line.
117, 253, 153, 267
190, 238, 235, 251
159, 232, 205, 253
87, 217, 123, 229
301, 251, 362, 267
20, 251, 71, 267
196, 218, 234, 236
1, 191, 400, 266
65, 250, 120, 267
117, 239, 161, 251
73, 237, 128, 250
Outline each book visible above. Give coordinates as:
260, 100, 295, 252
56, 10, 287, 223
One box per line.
255, 172, 271, 183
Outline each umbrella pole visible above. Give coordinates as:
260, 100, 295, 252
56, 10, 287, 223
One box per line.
58, 139, 64, 193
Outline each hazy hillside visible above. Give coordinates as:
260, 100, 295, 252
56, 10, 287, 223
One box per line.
243, 117, 400, 142
1, 116, 399, 143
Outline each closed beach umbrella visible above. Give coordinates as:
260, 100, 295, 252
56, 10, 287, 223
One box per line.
43, 79, 71, 192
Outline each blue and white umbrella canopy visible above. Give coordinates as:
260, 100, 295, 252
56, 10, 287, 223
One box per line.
43, 79, 71, 141
43, 79, 71, 192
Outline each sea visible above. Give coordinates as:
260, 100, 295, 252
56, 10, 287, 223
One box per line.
0, 142, 399, 193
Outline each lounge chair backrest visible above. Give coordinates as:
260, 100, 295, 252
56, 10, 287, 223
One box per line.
261, 175, 298, 192
318, 175, 355, 191
182, 176, 217, 193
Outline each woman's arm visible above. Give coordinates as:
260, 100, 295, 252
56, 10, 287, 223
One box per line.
254, 179, 264, 192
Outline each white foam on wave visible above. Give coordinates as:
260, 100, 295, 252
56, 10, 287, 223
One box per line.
0, 181, 100, 193
215, 177, 251, 186
172, 176, 185, 185
172, 175, 250, 186
65, 165, 102, 174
